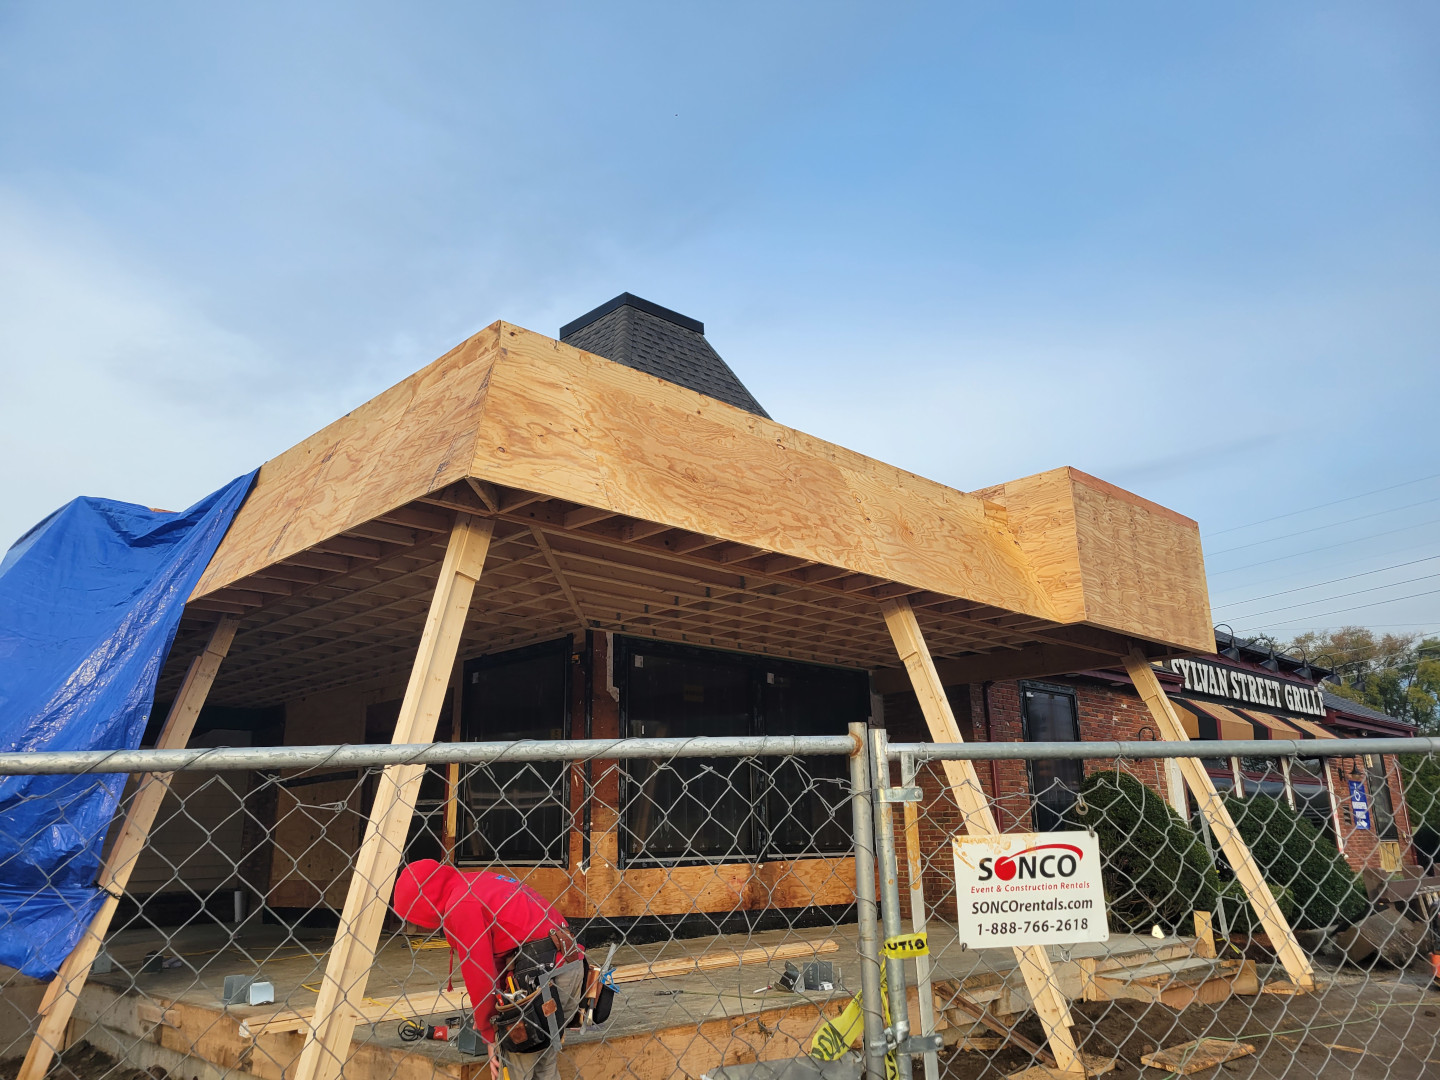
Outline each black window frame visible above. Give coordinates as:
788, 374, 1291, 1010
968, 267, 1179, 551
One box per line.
456, 636, 573, 868
616, 636, 866, 867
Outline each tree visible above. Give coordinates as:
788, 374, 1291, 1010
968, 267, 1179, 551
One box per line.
1287, 627, 1440, 733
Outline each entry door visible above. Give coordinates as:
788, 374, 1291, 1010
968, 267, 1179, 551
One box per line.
1021, 684, 1083, 831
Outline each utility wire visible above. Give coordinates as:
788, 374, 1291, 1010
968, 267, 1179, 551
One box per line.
1248, 586, 1440, 632
1209, 553, 1440, 609
1204, 471, 1440, 538
1218, 571, 1440, 621
1206, 494, 1440, 557
1209, 517, 1440, 577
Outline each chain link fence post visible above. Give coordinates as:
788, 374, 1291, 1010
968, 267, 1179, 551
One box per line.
870, 726, 914, 1080
847, 721, 887, 1080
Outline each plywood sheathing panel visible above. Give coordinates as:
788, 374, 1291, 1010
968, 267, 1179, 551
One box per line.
977, 467, 1213, 653
471, 325, 1062, 624
193, 330, 500, 598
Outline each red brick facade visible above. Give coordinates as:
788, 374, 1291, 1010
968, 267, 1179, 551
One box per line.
883, 672, 1417, 919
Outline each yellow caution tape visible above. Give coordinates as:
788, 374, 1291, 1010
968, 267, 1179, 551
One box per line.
881, 932, 928, 958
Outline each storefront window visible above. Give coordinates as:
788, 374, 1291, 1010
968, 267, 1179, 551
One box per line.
458, 639, 571, 865
619, 639, 865, 863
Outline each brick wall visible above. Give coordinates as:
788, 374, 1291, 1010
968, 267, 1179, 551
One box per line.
883, 675, 1417, 923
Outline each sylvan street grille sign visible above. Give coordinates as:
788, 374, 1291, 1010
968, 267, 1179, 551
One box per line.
1169, 656, 1326, 718
952, 830, 1108, 949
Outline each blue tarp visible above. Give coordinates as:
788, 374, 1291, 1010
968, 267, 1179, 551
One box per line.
0, 471, 255, 976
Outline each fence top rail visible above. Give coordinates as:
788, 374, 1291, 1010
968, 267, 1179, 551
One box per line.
888, 735, 1440, 762
0, 734, 862, 776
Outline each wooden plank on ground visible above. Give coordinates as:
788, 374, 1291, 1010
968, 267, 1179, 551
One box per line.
1140, 1038, 1255, 1075
19, 616, 240, 1080
612, 939, 839, 984
882, 598, 1082, 1076
1124, 651, 1317, 992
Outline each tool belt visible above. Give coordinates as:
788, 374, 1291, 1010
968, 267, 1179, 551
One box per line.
493, 927, 586, 1055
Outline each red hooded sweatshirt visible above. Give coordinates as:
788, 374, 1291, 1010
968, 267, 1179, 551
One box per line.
392, 860, 572, 1040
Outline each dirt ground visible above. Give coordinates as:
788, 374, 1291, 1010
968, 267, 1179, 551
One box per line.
0, 1041, 153, 1080
937, 964, 1440, 1080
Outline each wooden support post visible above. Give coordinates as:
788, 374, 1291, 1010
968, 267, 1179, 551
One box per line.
20, 616, 240, 1080
1123, 650, 1316, 991
880, 599, 1082, 1076
292, 514, 493, 1080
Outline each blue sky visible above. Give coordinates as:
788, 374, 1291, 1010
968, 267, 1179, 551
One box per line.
2, 2, 1437, 642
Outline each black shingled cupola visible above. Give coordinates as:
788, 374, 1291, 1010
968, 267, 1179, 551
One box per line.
560, 293, 769, 418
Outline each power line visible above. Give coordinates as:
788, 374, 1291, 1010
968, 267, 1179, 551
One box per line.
1209, 553, 1440, 609
1204, 471, 1440, 538
1248, 586, 1440, 632
1209, 517, 1440, 577
1218, 571, 1440, 621
1206, 494, 1440, 557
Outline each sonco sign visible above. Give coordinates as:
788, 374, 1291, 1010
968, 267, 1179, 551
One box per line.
1170, 657, 1325, 718
953, 830, 1108, 948
977, 843, 1082, 882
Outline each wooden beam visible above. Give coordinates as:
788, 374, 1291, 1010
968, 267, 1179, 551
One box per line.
19, 616, 240, 1080
880, 597, 1082, 1075
291, 514, 494, 1080
464, 477, 500, 512
530, 526, 588, 629
1122, 650, 1316, 991
870, 642, 1123, 695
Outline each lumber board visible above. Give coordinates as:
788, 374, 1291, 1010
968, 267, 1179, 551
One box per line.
612, 939, 839, 984
244, 990, 470, 1037
292, 515, 492, 1080
20, 617, 239, 1080
881, 598, 1082, 1076
1140, 1038, 1255, 1075
1124, 651, 1316, 992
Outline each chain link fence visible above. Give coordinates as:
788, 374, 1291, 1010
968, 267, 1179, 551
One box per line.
2, 734, 1439, 1080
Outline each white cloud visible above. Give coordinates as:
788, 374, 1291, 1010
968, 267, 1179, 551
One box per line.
0, 192, 339, 545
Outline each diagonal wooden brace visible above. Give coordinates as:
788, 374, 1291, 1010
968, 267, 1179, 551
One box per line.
291, 513, 494, 1080
881, 599, 1083, 1076
1123, 650, 1316, 991
19, 615, 240, 1080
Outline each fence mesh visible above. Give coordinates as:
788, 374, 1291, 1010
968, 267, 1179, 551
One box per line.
0, 738, 1437, 1080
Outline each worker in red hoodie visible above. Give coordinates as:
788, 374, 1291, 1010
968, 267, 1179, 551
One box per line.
392, 859, 585, 1080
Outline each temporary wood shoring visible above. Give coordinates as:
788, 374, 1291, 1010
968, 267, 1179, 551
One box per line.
292, 514, 494, 1080
881, 597, 1082, 1075
1123, 651, 1317, 992
19, 616, 240, 1080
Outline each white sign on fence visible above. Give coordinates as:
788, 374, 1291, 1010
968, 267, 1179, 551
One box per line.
952, 830, 1108, 949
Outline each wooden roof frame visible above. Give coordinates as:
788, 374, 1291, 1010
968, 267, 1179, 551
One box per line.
162, 321, 1213, 706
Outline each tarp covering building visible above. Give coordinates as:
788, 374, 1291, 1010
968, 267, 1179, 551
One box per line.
0, 471, 254, 976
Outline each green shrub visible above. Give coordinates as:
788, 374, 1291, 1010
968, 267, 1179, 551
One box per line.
1214, 878, 1297, 935
1221, 794, 1368, 930
1066, 769, 1219, 933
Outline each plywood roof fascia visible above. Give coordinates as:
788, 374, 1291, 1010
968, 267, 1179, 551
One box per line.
469, 324, 1064, 624
976, 467, 1213, 654
192, 328, 501, 597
